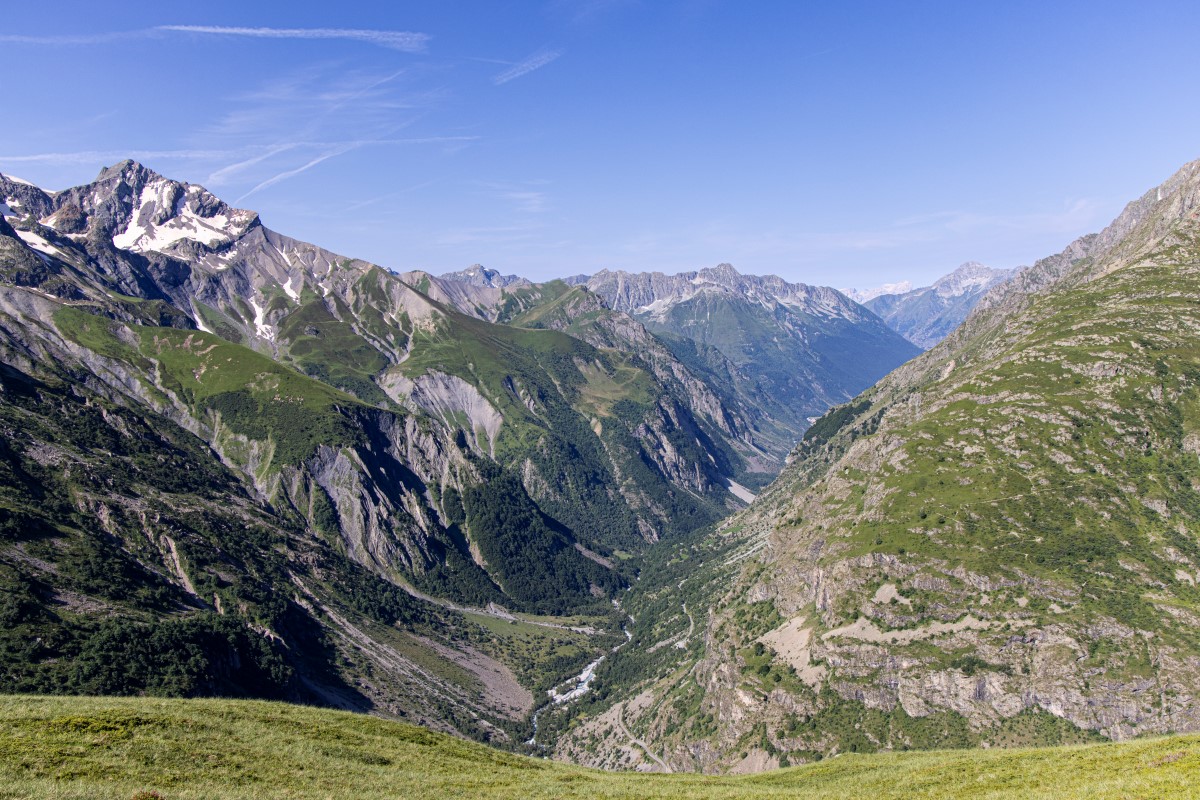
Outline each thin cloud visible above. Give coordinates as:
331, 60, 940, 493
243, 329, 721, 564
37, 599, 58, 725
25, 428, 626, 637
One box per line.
343, 180, 439, 213
321, 68, 410, 117
0, 31, 148, 46
157, 25, 430, 52
1, 136, 476, 187
503, 191, 548, 213
434, 224, 544, 246
891, 199, 1102, 236
232, 137, 479, 204
206, 144, 302, 186
493, 49, 563, 85
0, 26, 430, 52
0, 149, 240, 166
200, 65, 441, 145
235, 147, 356, 205
549, 0, 638, 26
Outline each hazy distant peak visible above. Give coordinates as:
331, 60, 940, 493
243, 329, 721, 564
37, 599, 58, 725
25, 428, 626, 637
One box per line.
438, 264, 529, 288
931, 262, 1016, 298
841, 281, 914, 303
858, 262, 1019, 348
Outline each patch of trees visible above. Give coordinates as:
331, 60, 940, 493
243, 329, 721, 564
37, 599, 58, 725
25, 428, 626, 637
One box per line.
462, 470, 622, 614
798, 397, 872, 456
70, 614, 292, 698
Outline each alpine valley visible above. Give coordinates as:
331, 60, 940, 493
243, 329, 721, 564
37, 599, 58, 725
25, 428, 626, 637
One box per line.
6, 153, 1200, 782
0, 161, 915, 746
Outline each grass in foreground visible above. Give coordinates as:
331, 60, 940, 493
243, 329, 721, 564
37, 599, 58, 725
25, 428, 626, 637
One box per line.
0, 695, 1197, 799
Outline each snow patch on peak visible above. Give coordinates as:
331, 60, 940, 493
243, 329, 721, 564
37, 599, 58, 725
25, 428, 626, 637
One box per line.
282, 275, 302, 302
635, 297, 676, 317
249, 297, 274, 341
112, 179, 254, 254
1, 174, 35, 187
15, 229, 66, 260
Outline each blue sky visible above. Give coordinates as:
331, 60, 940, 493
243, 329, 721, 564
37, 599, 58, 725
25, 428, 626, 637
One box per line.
3, 1, 1199, 289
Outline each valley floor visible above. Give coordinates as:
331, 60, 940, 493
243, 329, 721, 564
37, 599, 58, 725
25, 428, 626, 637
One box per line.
0, 695, 1196, 799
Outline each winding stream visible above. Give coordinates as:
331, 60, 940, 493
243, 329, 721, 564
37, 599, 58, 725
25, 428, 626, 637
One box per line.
528, 623, 633, 746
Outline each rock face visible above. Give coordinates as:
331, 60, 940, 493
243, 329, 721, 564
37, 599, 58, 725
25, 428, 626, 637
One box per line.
856, 262, 1017, 349
580, 264, 922, 461
555, 158, 1200, 772
0, 161, 789, 734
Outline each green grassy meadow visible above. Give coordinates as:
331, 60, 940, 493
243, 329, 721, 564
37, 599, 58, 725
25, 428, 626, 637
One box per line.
0, 696, 1196, 799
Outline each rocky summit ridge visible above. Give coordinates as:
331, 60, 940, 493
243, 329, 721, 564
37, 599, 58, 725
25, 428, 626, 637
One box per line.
438, 264, 529, 289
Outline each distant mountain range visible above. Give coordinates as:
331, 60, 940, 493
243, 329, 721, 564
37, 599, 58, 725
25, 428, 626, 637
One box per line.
438, 264, 529, 289
556, 264, 921, 460
846, 262, 1018, 349
555, 260, 1013, 360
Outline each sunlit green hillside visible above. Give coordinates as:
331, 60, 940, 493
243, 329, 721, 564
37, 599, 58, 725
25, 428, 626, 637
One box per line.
0, 696, 1197, 799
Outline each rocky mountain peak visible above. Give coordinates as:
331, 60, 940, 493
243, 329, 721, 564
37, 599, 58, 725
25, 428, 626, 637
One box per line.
700, 262, 743, 284
94, 158, 158, 186
930, 262, 1015, 298
439, 264, 529, 288
5, 159, 260, 258
85, 162, 259, 254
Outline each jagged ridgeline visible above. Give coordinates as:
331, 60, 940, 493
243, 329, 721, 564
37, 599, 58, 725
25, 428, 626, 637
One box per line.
555, 159, 1200, 771
576, 265, 922, 460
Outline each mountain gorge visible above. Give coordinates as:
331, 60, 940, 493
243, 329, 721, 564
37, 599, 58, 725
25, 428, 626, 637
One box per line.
552, 159, 1200, 771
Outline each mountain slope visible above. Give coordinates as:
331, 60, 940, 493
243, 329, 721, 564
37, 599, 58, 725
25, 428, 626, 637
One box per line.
857, 262, 1017, 349
578, 264, 921, 461
554, 158, 1200, 771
